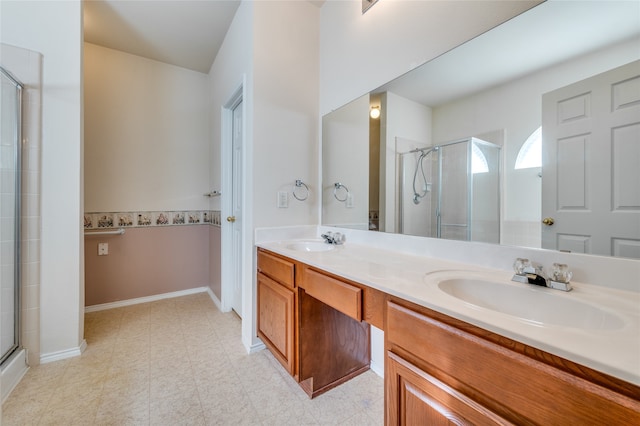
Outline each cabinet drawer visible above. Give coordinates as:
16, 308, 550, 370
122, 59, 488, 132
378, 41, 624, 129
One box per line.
302, 267, 362, 321
257, 249, 295, 289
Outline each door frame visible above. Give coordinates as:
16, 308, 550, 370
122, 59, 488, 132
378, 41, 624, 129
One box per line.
221, 79, 246, 315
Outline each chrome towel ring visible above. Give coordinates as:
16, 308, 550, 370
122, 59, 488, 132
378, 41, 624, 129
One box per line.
333, 182, 350, 202
293, 179, 309, 201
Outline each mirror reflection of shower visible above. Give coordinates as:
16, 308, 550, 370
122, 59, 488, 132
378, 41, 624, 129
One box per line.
411, 146, 437, 205
397, 137, 501, 244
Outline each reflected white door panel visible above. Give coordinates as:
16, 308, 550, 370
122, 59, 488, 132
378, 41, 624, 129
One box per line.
542, 60, 640, 258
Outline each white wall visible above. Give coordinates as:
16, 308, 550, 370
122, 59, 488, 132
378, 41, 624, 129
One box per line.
84, 43, 210, 212
319, 0, 541, 115
1, 0, 84, 359
252, 1, 319, 229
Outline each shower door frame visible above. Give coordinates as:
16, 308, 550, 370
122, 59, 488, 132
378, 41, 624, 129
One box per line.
1, 66, 23, 365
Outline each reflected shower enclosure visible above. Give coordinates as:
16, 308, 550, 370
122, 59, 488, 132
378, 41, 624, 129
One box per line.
1, 66, 22, 365
397, 137, 501, 243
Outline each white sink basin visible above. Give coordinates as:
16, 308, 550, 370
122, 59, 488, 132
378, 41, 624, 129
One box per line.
437, 278, 625, 330
286, 241, 336, 252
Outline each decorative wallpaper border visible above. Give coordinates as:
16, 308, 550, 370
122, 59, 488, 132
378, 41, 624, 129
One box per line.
84, 210, 222, 229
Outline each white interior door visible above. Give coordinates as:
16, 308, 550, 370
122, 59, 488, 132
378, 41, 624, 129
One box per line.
230, 99, 243, 316
541, 60, 640, 258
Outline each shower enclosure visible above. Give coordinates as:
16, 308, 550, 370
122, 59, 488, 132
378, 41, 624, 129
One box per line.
1, 66, 22, 365
397, 137, 501, 243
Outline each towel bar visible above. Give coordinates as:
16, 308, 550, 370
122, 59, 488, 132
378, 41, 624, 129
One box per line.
84, 228, 125, 236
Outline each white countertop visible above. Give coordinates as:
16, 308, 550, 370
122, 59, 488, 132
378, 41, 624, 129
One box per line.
256, 238, 640, 386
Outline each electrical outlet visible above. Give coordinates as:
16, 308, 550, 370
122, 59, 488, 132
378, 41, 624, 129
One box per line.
98, 242, 109, 256
277, 191, 288, 208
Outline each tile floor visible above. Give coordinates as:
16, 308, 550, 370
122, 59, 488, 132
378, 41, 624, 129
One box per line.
1, 292, 384, 425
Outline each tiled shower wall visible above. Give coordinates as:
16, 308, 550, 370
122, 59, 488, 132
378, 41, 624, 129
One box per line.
1, 43, 43, 366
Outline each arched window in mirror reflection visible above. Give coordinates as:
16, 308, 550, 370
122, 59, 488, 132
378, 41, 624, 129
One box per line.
472, 144, 489, 174
515, 126, 542, 169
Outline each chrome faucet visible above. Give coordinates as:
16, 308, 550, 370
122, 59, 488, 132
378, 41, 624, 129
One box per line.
511, 258, 572, 291
321, 231, 345, 245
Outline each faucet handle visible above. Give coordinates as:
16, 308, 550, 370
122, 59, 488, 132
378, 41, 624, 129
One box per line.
548, 263, 573, 291
550, 263, 572, 283
513, 258, 531, 275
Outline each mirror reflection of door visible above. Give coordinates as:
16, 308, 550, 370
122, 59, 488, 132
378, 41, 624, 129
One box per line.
541, 60, 640, 258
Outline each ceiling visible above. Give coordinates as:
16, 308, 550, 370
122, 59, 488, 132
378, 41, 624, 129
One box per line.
83, 0, 241, 74
84, 1, 326, 74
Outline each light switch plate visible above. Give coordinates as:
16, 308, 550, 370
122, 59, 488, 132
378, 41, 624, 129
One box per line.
277, 191, 288, 208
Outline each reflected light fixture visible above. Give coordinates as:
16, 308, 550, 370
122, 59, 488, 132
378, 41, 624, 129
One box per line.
370, 106, 381, 119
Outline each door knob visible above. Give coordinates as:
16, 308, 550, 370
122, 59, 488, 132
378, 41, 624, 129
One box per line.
542, 217, 555, 226
226, 216, 236, 223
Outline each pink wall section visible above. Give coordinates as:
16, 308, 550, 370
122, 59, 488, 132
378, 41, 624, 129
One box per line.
209, 225, 222, 301
85, 225, 210, 306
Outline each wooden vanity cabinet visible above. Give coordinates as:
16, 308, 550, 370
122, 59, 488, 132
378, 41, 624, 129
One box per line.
385, 299, 640, 425
297, 265, 372, 398
256, 249, 387, 399
257, 249, 297, 376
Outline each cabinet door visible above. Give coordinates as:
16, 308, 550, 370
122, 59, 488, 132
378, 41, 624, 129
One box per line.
386, 351, 512, 426
257, 272, 295, 374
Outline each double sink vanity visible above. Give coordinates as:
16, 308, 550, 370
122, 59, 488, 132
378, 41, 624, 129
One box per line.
255, 228, 640, 424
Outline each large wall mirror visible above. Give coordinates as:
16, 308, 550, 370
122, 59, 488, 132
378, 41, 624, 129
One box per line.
322, 0, 640, 259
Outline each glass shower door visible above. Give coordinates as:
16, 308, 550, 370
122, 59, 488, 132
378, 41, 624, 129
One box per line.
471, 139, 501, 244
437, 141, 470, 241
436, 137, 501, 243
1, 67, 22, 364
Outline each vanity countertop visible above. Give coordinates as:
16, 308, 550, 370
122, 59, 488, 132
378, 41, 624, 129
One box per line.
256, 239, 640, 387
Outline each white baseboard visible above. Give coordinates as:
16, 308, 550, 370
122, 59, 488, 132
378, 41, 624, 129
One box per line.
1, 349, 29, 404
40, 339, 87, 365
206, 287, 223, 311
248, 341, 266, 354
85, 287, 209, 313
370, 359, 384, 378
